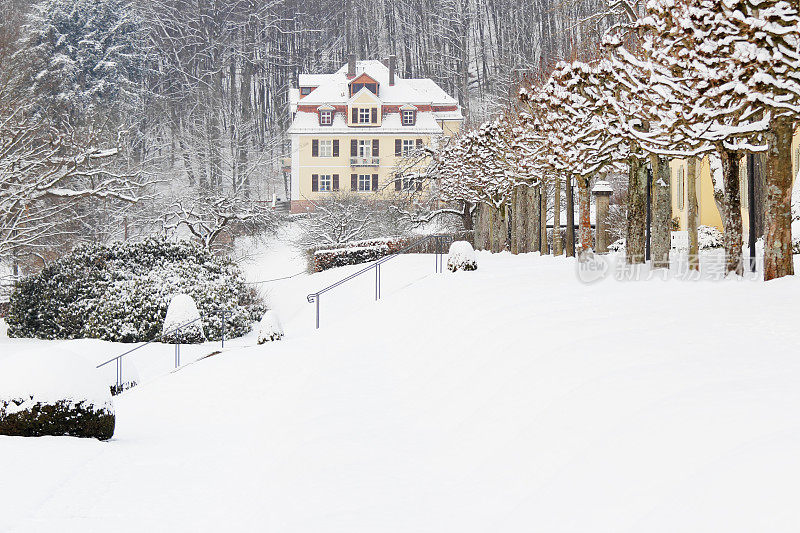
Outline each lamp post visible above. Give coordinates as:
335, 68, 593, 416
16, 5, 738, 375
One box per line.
747, 153, 756, 273
646, 164, 652, 262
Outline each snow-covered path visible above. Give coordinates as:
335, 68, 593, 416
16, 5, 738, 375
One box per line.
2, 252, 800, 532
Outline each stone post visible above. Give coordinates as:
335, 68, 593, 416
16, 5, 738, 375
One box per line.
592, 180, 613, 253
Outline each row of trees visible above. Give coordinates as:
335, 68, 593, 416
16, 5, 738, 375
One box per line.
423, 0, 800, 281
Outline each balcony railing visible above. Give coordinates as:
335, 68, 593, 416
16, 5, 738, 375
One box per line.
350, 156, 380, 167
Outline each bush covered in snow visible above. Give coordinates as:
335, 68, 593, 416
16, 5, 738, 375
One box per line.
0, 348, 115, 440
162, 294, 206, 344
446, 241, 478, 272
309, 238, 410, 272
7, 239, 265, 342
698, 225, 723, 249
608, 238, 626, 253
257, 310, 284, 344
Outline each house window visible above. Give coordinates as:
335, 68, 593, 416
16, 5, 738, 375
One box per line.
402, 110, 415, 126
350, 83, 377, 96
319, 174, 332, 192
300, 87, 313, 96
358, 140, 372, 158
319, 110, 332, 125
402, 139, 415, 156
358, 107, 371, 124
319, 140, 333, 157
358, 174, 372, 191
677, 167, 685, 210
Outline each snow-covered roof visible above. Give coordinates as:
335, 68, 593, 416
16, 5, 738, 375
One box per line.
298, 74, 333, 87
297, 60, 460, 107
287, 111, 444, 135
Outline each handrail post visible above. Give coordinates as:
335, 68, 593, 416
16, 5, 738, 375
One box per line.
315, 295, 320, 329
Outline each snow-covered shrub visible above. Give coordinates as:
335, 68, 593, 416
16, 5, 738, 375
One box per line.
698, 225, 723, 249
446, 241, 478, 272
7, 239, 265, 342
608, 238, 626, 253
162, 294, 206, 344
310, 238, 410, 272
257, 310, 284, 344
0, 348, 115, 440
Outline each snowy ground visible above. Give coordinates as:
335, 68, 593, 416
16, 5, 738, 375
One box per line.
2, 248, 800, 532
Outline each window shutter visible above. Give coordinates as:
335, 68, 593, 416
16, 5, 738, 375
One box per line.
371, 107, 377, 123
332, 139, 339, 157
372, 139, 379, 156
371, 174, 378, 191
332, 174, 339, 191
351, 174, 358, 191
395, 177, 401, 191
416, 139, 423, 150
311, 174, 319, 192
395, 139, 402, 156
312, 139, 319, 157
412, 111, 417, 125
351, 107, 358, 123
351, 139, 357, 157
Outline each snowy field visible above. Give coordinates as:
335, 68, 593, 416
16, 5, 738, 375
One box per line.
2, 250, 800, 532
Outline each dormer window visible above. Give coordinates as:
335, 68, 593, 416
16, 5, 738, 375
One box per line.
319, 110, 333, 125
300, 86, 314, 96
402, 109, 416, 126
358, 108, 371, 124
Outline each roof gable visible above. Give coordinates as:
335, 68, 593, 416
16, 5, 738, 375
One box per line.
350, 72, 378, 86
348, 87, 381, 105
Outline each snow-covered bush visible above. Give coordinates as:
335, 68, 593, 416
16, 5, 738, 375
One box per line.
257, 310, 284, 344
162, 294, 206, 344
608, 238, 626, 253
309, 238, 410, 272
698, 225, 723, 250
446, 241, 478, 272
7, 239, 265, 342
0, 347, 115, 440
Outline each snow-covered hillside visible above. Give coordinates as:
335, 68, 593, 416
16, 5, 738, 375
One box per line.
2, 251, 800, 532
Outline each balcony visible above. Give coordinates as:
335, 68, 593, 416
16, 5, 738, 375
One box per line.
350, 156, 380, 167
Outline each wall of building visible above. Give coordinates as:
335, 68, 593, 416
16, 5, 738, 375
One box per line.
669, 128, 800, 233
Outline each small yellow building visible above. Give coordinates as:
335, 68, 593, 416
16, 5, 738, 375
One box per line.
287, 57, 464, 213
669, 130, 800, 233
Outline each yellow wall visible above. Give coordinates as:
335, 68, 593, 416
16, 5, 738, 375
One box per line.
295, 134, 431, 201
670, 128, 800, 232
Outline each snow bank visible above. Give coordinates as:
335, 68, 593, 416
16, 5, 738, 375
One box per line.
162, 294, 205, 344
257, 310, 284, 344
0, 347, 115, 440
446, 241, 478, 272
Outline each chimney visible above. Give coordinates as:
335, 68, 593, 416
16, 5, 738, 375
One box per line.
347, 54, 356, 79
382, 57, 389, 67
389, 55, 396, 86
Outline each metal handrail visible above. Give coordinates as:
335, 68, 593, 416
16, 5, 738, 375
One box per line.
96, 315, 206, 394
306, 234, 453, 328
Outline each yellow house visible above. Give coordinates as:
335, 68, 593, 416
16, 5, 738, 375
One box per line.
669, 130, 800, 233
287, 56, 464, 213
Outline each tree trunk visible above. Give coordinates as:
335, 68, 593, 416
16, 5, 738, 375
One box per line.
510, 190, 519, 254
461, 201, 474, 231
553, 177, 562, 255
566, 177, 575, 257
687, 157, 700, 271
540, 183, 548, 254
516, 186, 528, 253
627, 157, 647, 264
652, 156, 672, 269
474, 203, 490, 250
721, 149, 744, 276
531, 186, 541, 252
578, 178, 592, 253
764, 119, 795, 280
